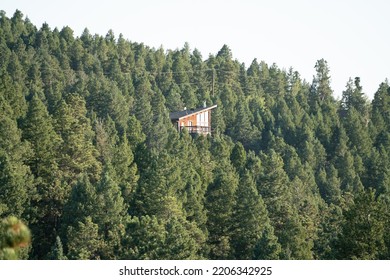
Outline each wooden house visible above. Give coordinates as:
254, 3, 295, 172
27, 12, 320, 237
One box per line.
169, 104, 217, 135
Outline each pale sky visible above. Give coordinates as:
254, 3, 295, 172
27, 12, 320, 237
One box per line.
2, 0, 389, 99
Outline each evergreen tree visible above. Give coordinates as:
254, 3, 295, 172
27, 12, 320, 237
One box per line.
112, 133, 139, 203
258, 150, 312, 259
253, 224, 281, 260
342, 107, 372, 160
230, 142, 247, 175
94, 166, 128, 258
231, 171, 271, 259
66, 216, 103, 260
0, 100, 32, 218
124, 215, 165, 260
335, 190, 387, 259
0, 216, 31, 260
54, 96, 101, 185
47, 236, 67, 260
205, 159, 239, 259
162, 216, 204, 259
21, 94, 64, 258
61, 174, 97, 230
133, 76, 153, 137
310, 59, 333, 103
340, 77, 368, 116
230, 97, 260, 149
371, 82, 390, 146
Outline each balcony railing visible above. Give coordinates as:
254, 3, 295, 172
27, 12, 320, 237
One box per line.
180, 126, 211, 134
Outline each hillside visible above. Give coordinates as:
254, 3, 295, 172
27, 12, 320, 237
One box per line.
1, 10, 390, 260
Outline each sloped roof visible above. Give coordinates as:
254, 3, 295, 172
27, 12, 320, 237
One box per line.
169, 105, 217, 120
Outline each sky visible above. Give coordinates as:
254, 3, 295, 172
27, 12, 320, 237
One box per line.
2, 0, 389, 99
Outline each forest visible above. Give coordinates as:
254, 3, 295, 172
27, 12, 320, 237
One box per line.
1, 10, 390, 260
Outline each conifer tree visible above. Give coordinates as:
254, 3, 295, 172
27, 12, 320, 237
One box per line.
22, 94, 61, 179
258, 149, 313, 259
230, 97, 260, 149
0, 99, 32, 218
0, 216, 31, 260
112, 132, 139, 203
133, 76, 153, 137
21, 94, 64, 258
231, 171, 271, 259
94, 166, 128, 258
340, 77, 368, 116
310, 59, 333, 103
230, 142, 247, 175
342, 107, 372, 160
371, 82, 390, 145
54, 96, 101, 185
335, 190, 387, 259
147, 90, 171, 151
124, 215, 165, 260
205, 158, 239, 259
162, 216, 204, 260
47, 236, 67, 260
66, 216, 103, 260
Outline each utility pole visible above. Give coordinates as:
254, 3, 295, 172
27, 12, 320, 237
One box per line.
212, 69, 215, 97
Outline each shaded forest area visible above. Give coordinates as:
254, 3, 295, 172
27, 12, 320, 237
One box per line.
1, 10, 390, 260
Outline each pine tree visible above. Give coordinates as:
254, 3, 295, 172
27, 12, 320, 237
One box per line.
371, 82, 390, 146
94, 117, 118, 164
147, 90, 171, 151
314, 204, 343, 259
310, 59, 333, 103
230, 142, 247, 175
335, 190, 387, 259
131, 151, 182, 219
316, 164, 342, 205
124, 215, 165, 260
66, 216, 103, 260
342, 107, 372, 160
258, 149, 313, 259
112, 133, 139, 204
54, 96, 101, 185
94, 166, 128, 258
162, 216, 204, 259
253, 224, 281, 260
0, 99, 32, 218
0, 216, 31, 260
47, 236, 67, 260
22, 94, 61, 180
231, 171, 271, 259
21, 94, 64, 258
230, 97, 260, 150
61, 174, 97, 230
133, 76, 153, 137
340, 77, 368, 117
205, 159, 239, 259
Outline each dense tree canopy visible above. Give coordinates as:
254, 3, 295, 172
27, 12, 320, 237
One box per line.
1, 10, 390, 260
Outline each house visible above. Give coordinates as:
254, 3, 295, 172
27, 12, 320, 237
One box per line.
169, 104, 217, 135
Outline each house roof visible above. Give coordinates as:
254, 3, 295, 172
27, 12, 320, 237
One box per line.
169, 105, 217, 120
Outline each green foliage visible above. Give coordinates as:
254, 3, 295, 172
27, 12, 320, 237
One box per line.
124, 215, 165, 259
0, 100, 32, 218
205, 157, 238, 259
47, 236, 67, 260
0, 10, 389, 260
231, 171, 272, 259
335, 190, 388, 259
54, 96, 101, 184
0, 216, 31, 260
66, 216, 103, 260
